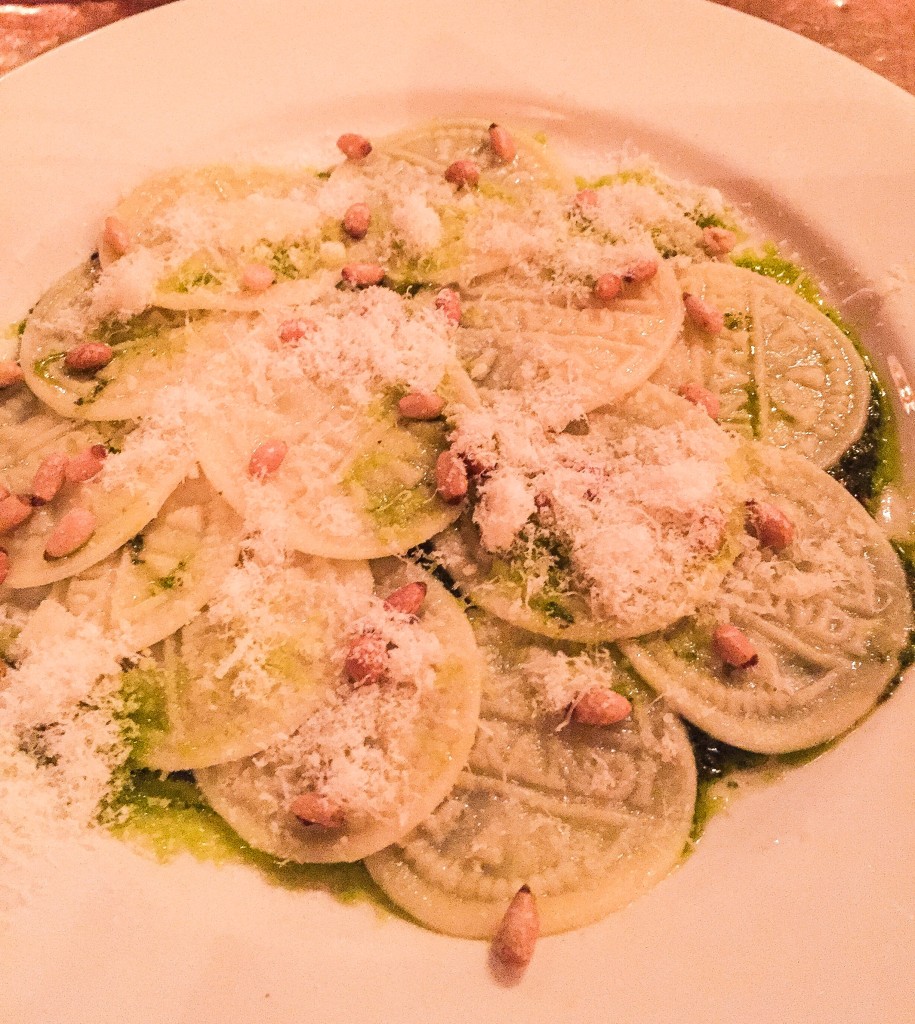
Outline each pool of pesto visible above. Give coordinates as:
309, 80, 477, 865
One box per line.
107, 768, 401, 914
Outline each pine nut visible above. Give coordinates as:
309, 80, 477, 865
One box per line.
0, 494, 32, 534
746, 500, 794, 552
683, 292, 724, 335
64, 343, 113, 374
435, 449, 468, 503
572, 686, 632, 726
65, 445, 108, 483
31, 454, 68, 504
622, 258, 658, 284
594, 273, 622, 303
702, 226, 736, 256
384, 581, 428, 617
712, 623, 758, 668
435, 288, 462, 324
103, 215, 131, 256
44, 507, 97, 559
491, 885, 539, 973
289, 793, 345, 829
0, 548, 8, 586
488, 123, 516, 162
343, 202, 372, 240
248, 439, 288, 479
278, 318, 316, 345
0, 361, 24, 388
341, 263, 385, 288
337, 133, 372, 160
240, 263, 275, 292
444, 159, 480, 189
679, 383, 720, 421
398, 392, 444, 420
344, 630, 389, 687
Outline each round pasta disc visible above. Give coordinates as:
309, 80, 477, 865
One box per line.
0, 388, 192, 589
100, 164, 323, 265
195, 367, 478, 560
619, 443, 912, 753
378, 118, 573, 196
372, 119, 575, 288
196, 559, 485, 863
19, 261, 222, 420
99, 164, 342, 311
652, 262, 871, 467
436, 385, 746, 643
366, 613, 696, 938
459, 259, 684, 425
49, 475, 244, 651
128, 555, 374, 771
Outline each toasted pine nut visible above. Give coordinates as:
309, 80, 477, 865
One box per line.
435, 287, 462, 324
384, 581, 428, 617
341, 262, 385, 288
64, 343, 113, 374
572, 686, 632, 726
103, 215, 131, 257
444, 159, 480, 189
65, 445, 108, 483
491, 886, 539, 973
594, 273, 622, 303
343, 202, 371, 240
248, 439, 288, 479
0, 361, 24, 388
289, 793, 345, 829
574, 189, 599, 218
488, 123, 516, 162
44, 507, 97, 559
622, 258, 658, 284
344, 630, 389, 687
746, 500, 794, 552
712, 624, 758, 668
278, 318, 315, 345
398, 392, 444, 420
683, 292, 724, 335
0, 548, 8, 586
241, 263, 275, 292
337, 133, 372, 160
31, 454, 68, 504
702, 226, 737, 256
435, 449, 468, 503
679, 383, 720, 421
0, 495, 32, 534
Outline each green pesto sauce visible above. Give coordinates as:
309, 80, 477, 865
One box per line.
151, 559, 187, 593
93, 307, 191, 349
494, 528, 577, 627
127, 533, 145, 565
344, 415, 445, 532
684, 725, 835, 853
105, 769, 392, 909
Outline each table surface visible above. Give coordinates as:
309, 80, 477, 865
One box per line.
0, 0, 913, 94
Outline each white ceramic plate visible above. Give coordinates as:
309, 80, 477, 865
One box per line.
1, 2, 914, 1021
